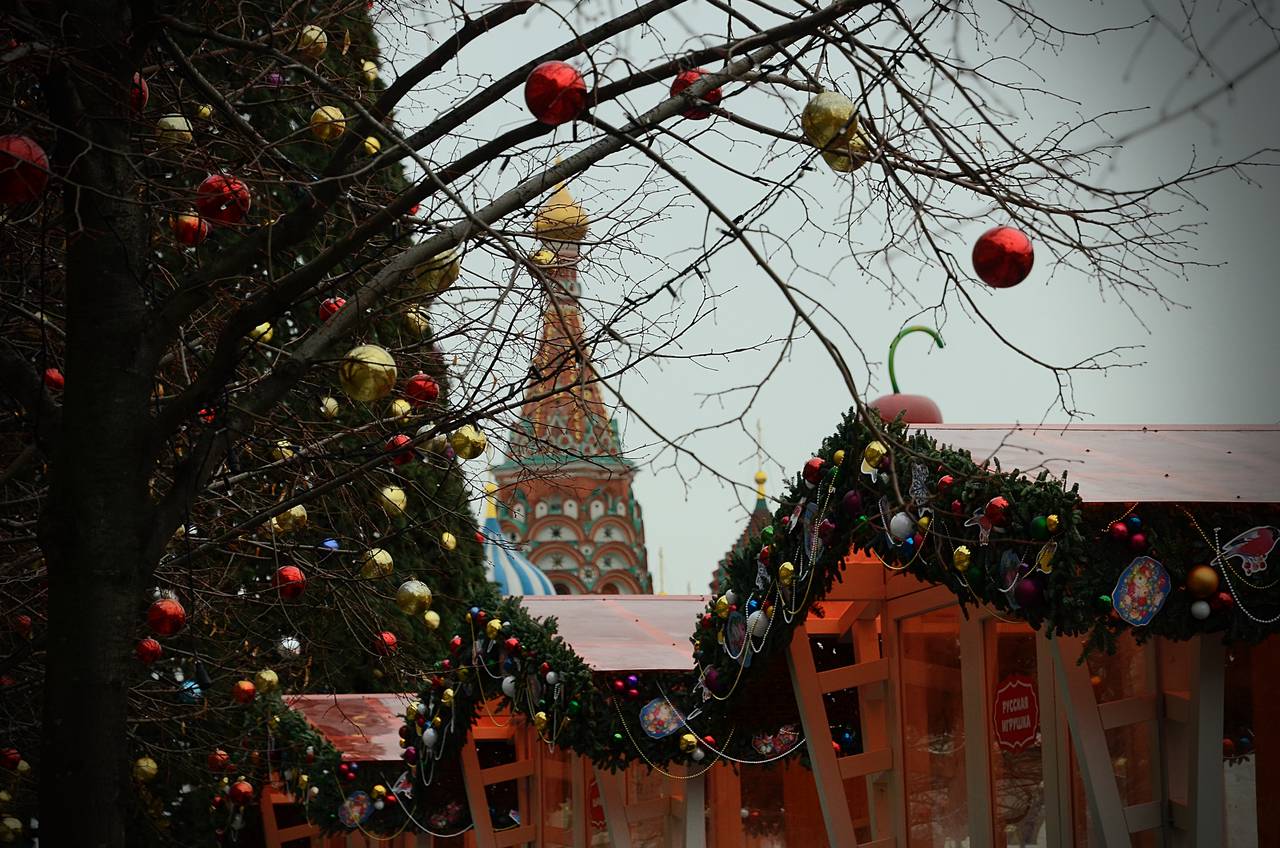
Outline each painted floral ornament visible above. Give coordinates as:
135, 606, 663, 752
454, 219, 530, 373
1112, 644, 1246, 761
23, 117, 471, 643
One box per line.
1111, 556, 1171, 626
639, 697, 684, 739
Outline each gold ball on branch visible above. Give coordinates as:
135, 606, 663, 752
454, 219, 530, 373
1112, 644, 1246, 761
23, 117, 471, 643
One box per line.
274, 504, 308, 532
155, 114, 193, 146
254, 669, 280, 694
270, 440, 295, 462
413, 249, 461, 294
533, 711, 548, 731
449, 424, 487, 460
485, 619, 503, 640
359, 547, 394, 578
952, 545, 972, 572
440, 531, 457, 551
833, 449, 845, 467
1046, 514, 1060, 533
247, 322, 274, 344
362, 136, 380, 156
423, 609, 441, 630
862, 440, 887, 468
370, 784, 386, 801
801, 91, 870, 173
1, 816, 22, 841
679, 732, 699, 753
361, 59, 379, 85
441, 688, 455, 707
714, 596, 730, 618
339, 345, 397, 401
319, 396, 339, 419
1186, 564, 1220, 599
297, 25, 328, 61
777, 561, 795, 587
133, 756, 159, 783
396, 580, 433, 615
388, 398, 413, 423
309, 106, 346, 141
402, 305, 431, 336
530, 248, 556, 268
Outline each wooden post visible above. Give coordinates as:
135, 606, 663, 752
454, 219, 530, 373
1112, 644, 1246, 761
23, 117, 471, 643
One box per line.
460, 737, 498, 848
1050, 637, 1130, 847
592, 766, 633, 848
1184, 635, 1225, 846
684, 770, 707, 848
959, 613, 994, 848
786, 623, 859, 846
1036, 631, 1074, 847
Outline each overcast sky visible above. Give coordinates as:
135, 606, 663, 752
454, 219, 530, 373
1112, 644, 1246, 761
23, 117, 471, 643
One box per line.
383, 1, 1280, 595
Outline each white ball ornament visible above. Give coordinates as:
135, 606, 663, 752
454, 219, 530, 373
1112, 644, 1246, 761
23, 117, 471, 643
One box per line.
1190, 600, 1211, 620
155, 114, 193, 146
691, 748, 706, 762
277, 636, 302, 657
422, 727, 438, 748
374, 800, 385, 811
740, 808, 750, 820
545, 671, 559, 685
724, 590, 738, 606
747, 609, 768, 637
889, 512, 914, 541
501, 675, 517, 698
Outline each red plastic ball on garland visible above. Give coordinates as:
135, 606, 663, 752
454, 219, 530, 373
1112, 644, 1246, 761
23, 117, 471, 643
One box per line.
232, 680, 257, 704
171, 213, 210, 246
384, 434, 415, 466
195, 174, 252, 225
524, 61, 588, 126
984, 496, 1011, 527
504, 637, 520, 653
1, 749, 20, 770
1212, 591, 1234, 611
404, 372, 440, 407
374, 630, 398, 656
1129, 532, 1148, 553
802, 457, 826, 485
274, 565, 306, 600
449, 635, 463, 652
228, 780, 254, 805
938, 474, 955, 494
318, 296, 346, 321
207, 749, 231, 771
43, 368, 63, 391
1223, 738, 1237, 758
131, 73, 149, 113
135, 637, 163, 664
11, 615, 31, 637
147, 598, 186, 637
0, 135, 50, 205
1108, 521, 1129, 542
669, 68, 722, 120
972, 226, 1034, 288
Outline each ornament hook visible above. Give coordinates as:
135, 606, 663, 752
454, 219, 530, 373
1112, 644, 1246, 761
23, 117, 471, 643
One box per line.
888, 326, 944, 393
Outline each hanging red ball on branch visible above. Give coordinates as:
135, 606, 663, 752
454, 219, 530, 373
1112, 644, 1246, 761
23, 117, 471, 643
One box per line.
232, 680, 257, 704
983, 496, 1011, 527
228, 780, 255, 805
524, 61, 588, 125
404, 372, 440, 406
669, 68, 722, 119
318, 296, 346, 321
802, 457, 826, 485
274, 565, 306, 600
384, 434, 414, 466
147, 598, 186, 637
972, 226, 1034, 288
135, 637, 163, 664
207, 749, 231, 771
43, 368, 64, 391
131, 73, 149, 113
374, 631, 398, 656
0, 135, 50, 205
195, 174, 251, 225
171, 213, 210, 246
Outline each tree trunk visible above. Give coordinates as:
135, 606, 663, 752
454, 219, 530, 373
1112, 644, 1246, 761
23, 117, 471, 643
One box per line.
38, 3, 155, 845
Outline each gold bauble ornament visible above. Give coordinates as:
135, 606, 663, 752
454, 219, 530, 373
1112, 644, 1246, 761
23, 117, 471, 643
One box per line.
380, 485, 408, 515
275, 504, 308, 532
359, 547, 394, 578
449, 424, 487, 460
388, 398, 413, 422
370, 784, 386, 800
155, 114, 193, 146
679, 732, 699, 753
297, 25, 328, 61
952, 545, 972, 572
1186, 564, 1220, 599
402, 306, 431, 336
1046, 514, 1060, 533
530, 248, 556, 267
431, 715, 442, 727
297, 774, 309, 789
132, 756, 159, 783
270, 440, 295, 462
413, 249, 461, 293
395, 580, 433, 615
247, 322, 274, 344
362, 136, 380, 156
254, 669, 280, 694
917, 515, 931, 531
319, 396, 339, 419
339, 345, 397, 401
533, 711, 548, 731
801, 91, 870, 173
485, 619, 503, 640
441, 688, 455, 707
195, 103, 213, 120
440, 531, 457, 551
1, 817, 21, 841
422, 609, 441, 630
361, 60, 379, 85
309, 106, 346, 141
833, 449, 846, 467
778, 561, 795, 586
714, 596, 730, 618
862, 440, 887, 467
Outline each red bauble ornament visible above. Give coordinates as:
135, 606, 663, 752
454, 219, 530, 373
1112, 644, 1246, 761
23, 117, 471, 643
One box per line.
475, 531, 485, 544
449, 635, 463, 652
1129, 532, 1148, 553
131, 74, 149, 113
938, 474, 955, 494
43, 368, 63, 391
404, 372, 439, 407
318, 296, 346, 321
11, 614, 31, 638
669, 68, 722, 120
374, 630, 398, 656
384, 434, 414, 466
0, 749, 20, 770
984, 496, 1011, 527
195, 174, 251, 225
232, 680, 257, 704
972, 226, 1034, 288
207, 749, 230, 771
1223, 738, 1237, 758
147, 598, 186, 637
524, 61, 588, 125
0, 135, 49, 205
228, 780, 254, 805
171, 213, 210, 246
1108, 521, 1129, 542
274, 565, 306, 600
872, 393, 943, 425
802, 457, 825, 485
1213, 591, 1235, 611
503, 637, 520, 653
135, 637, 163, 664
950, 499, 963, 515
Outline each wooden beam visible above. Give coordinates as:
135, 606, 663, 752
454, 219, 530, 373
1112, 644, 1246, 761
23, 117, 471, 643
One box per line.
817, 657, 890, 694
493, 824, 537, 847
1098, 693, 1159, 730
684, 771, 707, 848
1183, 636, 1225, 846
1124, 800, 1164, 832
838, 747, 893, 780
787, 622, 859, 846
959, 611, 993, 848
460, 738, 498, 848
479, 759, 535, 785
592, 767, 633, 848
1050, 637, 1131, 847
1163, 690, 1191, 724
1037, 631, 1074, 847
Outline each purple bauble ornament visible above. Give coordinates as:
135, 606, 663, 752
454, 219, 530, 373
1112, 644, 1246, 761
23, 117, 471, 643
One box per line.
1013, 577, 1044, 609
818, 518, 836, 542
626, 673, 639, 688
403, 746, 418, 764
704, 667, 721, 693
841, 490, 863, 517
266, 71, 284, 87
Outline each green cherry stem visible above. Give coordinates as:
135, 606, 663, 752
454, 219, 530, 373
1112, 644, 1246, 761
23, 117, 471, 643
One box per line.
888, 325, 945, 393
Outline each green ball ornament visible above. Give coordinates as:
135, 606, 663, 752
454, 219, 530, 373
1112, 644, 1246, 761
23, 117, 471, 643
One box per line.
567, 699, 580, 716
1030, 516, 1049, 541
760, 526, 775, 544
612, 732, 623, 742
1097, 594, 1113, 611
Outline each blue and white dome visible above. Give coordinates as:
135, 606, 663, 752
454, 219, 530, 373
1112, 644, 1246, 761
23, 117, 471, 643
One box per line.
482, 489, 554, 596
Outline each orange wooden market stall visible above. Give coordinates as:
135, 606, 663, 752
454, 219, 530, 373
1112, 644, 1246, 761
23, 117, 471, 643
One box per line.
264, 425, 1280, 848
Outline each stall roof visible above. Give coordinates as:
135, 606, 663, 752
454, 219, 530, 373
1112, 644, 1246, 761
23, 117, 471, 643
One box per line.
914, 425, 1280, 505
288, 693, 409, 762
521, 595, 708, 672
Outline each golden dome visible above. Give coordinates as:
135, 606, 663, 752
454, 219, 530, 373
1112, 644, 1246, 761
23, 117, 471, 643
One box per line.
534, 183, 589, 242
754, 470, 768, 485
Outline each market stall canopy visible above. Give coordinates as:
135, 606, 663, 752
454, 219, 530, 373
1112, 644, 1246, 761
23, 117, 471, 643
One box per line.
288, 694, 408, 762
521, 595, 709, 672
914, 425, 1280, 505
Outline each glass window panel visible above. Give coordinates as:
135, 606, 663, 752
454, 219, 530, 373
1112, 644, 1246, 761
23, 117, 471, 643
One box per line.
985, 620, 1046, 848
